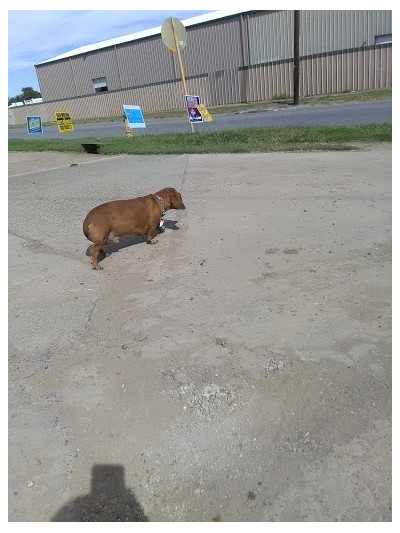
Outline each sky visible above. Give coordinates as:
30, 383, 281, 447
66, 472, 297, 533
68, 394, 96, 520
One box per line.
7, 8, 216, 98
7, 1, 391, 98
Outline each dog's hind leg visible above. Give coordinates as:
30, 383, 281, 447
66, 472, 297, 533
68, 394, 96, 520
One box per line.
90, 243, 102, 269
91, 238, 108, 269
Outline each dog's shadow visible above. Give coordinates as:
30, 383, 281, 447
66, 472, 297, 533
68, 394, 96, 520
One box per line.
85, 219, 181, 260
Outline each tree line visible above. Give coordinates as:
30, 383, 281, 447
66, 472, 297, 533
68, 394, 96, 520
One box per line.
8, 87, 42, 106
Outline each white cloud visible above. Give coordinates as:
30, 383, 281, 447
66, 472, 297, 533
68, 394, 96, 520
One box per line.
8, 9, 213, 96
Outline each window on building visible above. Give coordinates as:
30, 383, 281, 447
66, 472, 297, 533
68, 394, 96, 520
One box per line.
375, 34, 392, 45
92, 77, 108, 93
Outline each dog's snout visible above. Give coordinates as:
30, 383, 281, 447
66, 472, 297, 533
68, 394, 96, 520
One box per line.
177, 193, 186, 209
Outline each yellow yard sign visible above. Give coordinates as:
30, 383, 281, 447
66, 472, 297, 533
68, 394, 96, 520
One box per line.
198, 103, 213, 122
55, 111, 74, 133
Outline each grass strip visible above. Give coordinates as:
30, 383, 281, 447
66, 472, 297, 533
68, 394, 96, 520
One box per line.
8, 123, 391, 155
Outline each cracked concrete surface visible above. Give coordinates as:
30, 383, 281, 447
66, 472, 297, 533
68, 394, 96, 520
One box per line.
8, 148, 391, 521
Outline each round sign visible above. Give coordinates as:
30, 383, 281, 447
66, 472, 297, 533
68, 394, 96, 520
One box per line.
161, 17, 187, 51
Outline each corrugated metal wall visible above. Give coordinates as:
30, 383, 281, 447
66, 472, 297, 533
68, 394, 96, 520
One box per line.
183, 18, 244, 75
300, 45, 392, 95
9, 44, 391, 126
248, 10, 294, 63
300, 10, 392, 55
11, 11, 391, 125
71, 48, 122, 95
117, 36, 173, 87
36, 59, 77, 100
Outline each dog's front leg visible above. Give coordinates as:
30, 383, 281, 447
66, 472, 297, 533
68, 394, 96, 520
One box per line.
157, 218, 165, 233
146, 225, 158, 244
99, 246, 110, 257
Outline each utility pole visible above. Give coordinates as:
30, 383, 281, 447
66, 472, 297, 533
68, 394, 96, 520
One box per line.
293, 10, 300, 106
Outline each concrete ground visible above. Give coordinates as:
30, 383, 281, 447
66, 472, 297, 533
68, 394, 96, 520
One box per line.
8, 147, 391, 522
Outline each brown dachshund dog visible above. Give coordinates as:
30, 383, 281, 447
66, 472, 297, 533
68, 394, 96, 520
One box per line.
83, 187, 185, 269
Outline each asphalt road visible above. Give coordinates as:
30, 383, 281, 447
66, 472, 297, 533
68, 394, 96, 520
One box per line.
8, 100, 392, 140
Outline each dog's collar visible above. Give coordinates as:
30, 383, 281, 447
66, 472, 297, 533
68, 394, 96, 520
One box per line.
153, 194, 166, 216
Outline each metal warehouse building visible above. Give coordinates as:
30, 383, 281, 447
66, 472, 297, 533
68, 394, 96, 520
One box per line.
9, 10, 392, 125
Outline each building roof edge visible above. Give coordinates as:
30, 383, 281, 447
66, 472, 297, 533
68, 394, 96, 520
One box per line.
35, 10, 254, 66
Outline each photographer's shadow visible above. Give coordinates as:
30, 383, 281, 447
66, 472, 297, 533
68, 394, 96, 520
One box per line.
52, 464, 149, 522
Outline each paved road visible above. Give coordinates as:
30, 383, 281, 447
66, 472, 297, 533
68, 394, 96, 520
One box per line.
8, 100, 391, 140
9, 147, 391, 521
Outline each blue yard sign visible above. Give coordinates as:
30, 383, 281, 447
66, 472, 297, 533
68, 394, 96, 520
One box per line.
122, 105, 146, 128
27, 116, 43, 134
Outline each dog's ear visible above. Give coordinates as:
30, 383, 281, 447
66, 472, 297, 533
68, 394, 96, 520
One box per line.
173, 191, 186, 210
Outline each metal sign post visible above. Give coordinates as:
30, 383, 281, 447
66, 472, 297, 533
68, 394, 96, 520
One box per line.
171, 18, 194, 133
161, 17, 194, 133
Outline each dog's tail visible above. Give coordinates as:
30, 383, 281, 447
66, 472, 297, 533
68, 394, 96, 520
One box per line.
83, 216, 91, 241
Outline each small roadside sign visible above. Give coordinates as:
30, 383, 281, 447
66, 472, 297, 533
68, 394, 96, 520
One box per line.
122, 105, 146, 129
55, 111, 74, 133
198, 103, 213, 122
26, 116, 43, 134
185, 95, 203, 123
